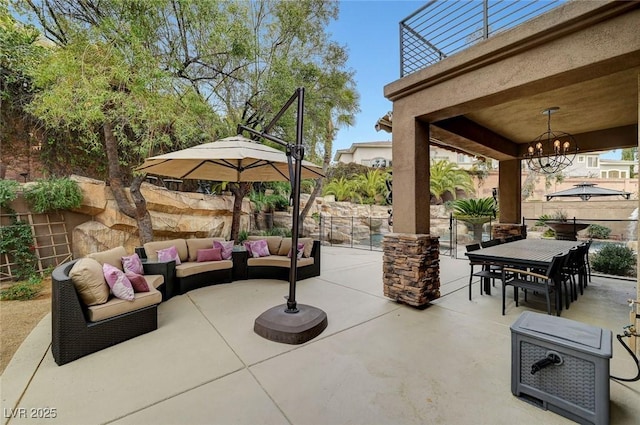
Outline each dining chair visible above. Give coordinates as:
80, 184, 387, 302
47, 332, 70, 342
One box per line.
466, 243, 503, 300
480, 239, 505, 287
560, 247, 582, 304
480, 239, 502, 248
501, 252, 568, 316
584, 239, 592, 285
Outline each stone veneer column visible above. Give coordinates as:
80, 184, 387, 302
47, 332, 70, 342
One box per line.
382, 234, 440, 307
492, 223, 527, 240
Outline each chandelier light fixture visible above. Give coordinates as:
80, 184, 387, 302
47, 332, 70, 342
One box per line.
525, 107, 578, 174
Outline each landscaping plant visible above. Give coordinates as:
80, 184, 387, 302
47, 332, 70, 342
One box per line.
23, 177, 82, 213
0, 275, 43, 301
586, 224, 612, 240
591, 244, 636, 276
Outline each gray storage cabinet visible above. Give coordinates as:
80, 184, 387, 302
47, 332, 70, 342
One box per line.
510, 311, 612, 425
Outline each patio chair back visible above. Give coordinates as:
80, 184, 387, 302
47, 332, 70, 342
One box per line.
481, 239, 502, 248
502, 252, 568, 316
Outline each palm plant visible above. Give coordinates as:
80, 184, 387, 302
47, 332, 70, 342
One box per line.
353, 169, 390, 204
322, 177, 357, 202
429, 160, 475, 203
452, 197, 497, 242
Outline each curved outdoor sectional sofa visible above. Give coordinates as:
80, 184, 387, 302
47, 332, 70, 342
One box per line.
51, 237, 321, 365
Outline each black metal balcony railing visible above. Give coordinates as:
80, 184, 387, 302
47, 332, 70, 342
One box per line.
400, 0, 565, 77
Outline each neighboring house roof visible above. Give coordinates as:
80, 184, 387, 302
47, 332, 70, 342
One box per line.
333, 141, 392, 162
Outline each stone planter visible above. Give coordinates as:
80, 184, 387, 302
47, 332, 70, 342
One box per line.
545, 221, 590, 241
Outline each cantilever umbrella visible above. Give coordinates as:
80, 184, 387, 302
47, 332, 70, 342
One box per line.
546, 182, 631, 201
137, 135, 324, 182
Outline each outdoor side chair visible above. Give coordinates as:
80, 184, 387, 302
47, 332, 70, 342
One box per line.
466, 243, 503, 300
501, 252, 568, 316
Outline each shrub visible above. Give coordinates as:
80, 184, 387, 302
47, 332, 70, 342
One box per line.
591, 244, 636, 276
0, 275, 43, 301
0, 219, 38, 280
238, 230, 249, 243
23, 177, 82, 213
267, 194, 290, 212
586, 224, 611, 239
0, 179, 20, 209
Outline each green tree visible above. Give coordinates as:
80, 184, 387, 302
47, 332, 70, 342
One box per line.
15, 0, 358, 242
429, 160, 475, 204
621, 148, 637, 177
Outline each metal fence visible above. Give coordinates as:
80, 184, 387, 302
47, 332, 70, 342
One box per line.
523, 216, 638, 245
246, 213, 638, 261
400, 0, 564, 77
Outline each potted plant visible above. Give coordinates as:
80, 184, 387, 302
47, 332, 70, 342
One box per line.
536, 210, 589, 241
451, 197, 497, 242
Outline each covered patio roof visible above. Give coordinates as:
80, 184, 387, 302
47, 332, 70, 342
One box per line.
385, 1, 640, 162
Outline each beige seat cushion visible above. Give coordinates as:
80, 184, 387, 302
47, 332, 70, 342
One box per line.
144, 239, 188, 262
69, 258, 110, 306
143, 274, 164, 289
247, 236, 282, 255
247, 256, 314, 268
87, 246, 128, 270
185, 238, 226, 262
87, 286, 161, 322
175, 260, 233, 278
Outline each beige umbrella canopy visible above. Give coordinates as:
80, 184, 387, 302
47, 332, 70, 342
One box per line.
137, 135, 324, 182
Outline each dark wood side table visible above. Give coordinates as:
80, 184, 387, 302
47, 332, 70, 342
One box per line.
141, 259, 176, 300
232, 249, 249, 281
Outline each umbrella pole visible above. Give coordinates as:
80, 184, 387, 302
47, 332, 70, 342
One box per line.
239, 88, 327, 344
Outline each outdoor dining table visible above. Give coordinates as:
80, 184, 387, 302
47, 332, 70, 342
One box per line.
465, 239, 583, 313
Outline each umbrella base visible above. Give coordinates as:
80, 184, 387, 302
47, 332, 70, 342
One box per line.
254, 304, 327, 345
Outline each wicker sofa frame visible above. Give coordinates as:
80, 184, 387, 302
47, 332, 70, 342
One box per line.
246, 240, 321, 281
175, 268, 233, 295
51, 260, 159, 366
135, 246, 233, 297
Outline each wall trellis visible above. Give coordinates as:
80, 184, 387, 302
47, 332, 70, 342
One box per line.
0, 212, 72, 282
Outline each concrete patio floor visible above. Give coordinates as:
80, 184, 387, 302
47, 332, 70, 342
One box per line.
1, 246, 638, 425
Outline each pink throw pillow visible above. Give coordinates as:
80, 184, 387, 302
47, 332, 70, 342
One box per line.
247, 239, 270, 258
213, 240, 234, 260
287, 242, 305, 259
197, 248, 222, 262
103, 263, 134, 301
121, 253, 144, 275
243, 240, 254, 257
157, 246, 181, 265
125, 272, 150, 292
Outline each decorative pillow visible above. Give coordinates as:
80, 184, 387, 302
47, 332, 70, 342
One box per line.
246, 239, 270, 258
244, 240, 254, 257
287, 242, 305, 259
121, 253, 144, 275
299, 238, 314, 258
103, 263, 135, 301
157, 246, 182, 265
125, 272, 150, 292
197, 248, 222, 262
69, 258, 110, 306
213, 240, 234, 260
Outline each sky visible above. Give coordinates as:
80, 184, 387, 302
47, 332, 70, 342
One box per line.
326, 0, 621, 160
327, 1, 425, 157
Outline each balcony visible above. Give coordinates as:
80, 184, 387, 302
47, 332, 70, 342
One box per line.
401, 0, 565, 77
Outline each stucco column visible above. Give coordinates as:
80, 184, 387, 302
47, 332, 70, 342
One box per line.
391, 113, 431, 234
498, 159, 522, 224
